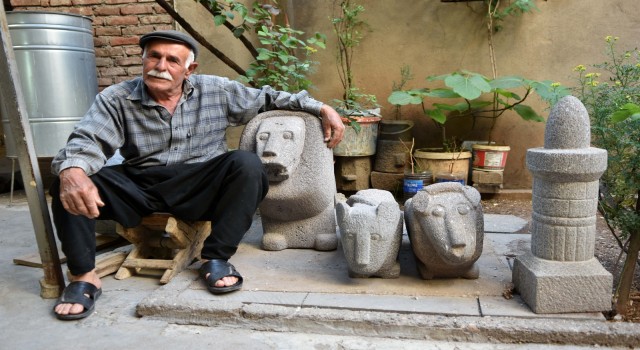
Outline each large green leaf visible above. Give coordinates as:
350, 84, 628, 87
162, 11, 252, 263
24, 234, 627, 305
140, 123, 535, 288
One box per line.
427, 109, 447, 124
425, 88, 460, 98
388, 91, 423, 105
490, 76, 527, 90
444, 73, 491, 100
513, 104, 544, 122
495, 88, 521, 100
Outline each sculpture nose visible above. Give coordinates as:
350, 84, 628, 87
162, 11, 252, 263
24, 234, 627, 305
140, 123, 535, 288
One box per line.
261, 140, 279, 157
355, 231, 370, 266
445, 217, 467, 256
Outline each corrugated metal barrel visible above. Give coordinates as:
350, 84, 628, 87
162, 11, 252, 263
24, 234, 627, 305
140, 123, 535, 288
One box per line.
2, 11, 97, 157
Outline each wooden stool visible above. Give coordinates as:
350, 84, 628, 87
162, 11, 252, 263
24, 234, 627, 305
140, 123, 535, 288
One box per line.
114, 213, 211, 284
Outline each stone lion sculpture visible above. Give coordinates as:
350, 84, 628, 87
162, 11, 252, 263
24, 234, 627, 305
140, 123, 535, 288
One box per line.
239, 110, 337, 251
336, 189, 403, 278
404, 182, 484, 279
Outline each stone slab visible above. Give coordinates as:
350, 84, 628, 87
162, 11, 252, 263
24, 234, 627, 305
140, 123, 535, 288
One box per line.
479, 295, 605, 320
303, 293, 481, 316
484, 214, 529, 234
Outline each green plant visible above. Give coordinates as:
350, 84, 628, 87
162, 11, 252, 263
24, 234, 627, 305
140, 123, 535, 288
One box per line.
207, 0, 326, 92
480, 0, 539, 81
331, 0, 378, 120
164, 0, 326, 92
572, 36, 640, 319
391, 64, 414, 120
388, 70, 568, 148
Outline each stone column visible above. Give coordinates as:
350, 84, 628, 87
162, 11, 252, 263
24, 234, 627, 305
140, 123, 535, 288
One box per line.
512, 96, 612, 313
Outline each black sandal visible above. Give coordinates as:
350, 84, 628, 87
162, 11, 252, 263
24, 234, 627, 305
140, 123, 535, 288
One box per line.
53, 281, 102, 320
199, 259, 243, 294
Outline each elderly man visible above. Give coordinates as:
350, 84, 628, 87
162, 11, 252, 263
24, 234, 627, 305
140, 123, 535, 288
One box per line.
51, 30, 344, 320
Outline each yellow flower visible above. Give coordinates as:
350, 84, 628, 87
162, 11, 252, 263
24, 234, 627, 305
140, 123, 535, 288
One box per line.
551, 82, 561, 88
615, 81, 622, 86
574, 64, 586, 72
590, 81, 599, 87
605, 35, 619, 43
584, 72, 600, 79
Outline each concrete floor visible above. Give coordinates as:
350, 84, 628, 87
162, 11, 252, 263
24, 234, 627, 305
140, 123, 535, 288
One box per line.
1, 190, 639, 349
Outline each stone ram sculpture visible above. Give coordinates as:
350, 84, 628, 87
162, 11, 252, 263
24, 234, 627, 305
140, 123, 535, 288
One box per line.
336, 189, 403, 278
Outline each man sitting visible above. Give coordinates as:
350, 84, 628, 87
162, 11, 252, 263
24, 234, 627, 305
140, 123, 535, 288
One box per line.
51, 30, 344, 320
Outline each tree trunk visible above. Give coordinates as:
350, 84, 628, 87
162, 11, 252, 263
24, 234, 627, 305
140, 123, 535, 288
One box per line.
614, 192, 640, 318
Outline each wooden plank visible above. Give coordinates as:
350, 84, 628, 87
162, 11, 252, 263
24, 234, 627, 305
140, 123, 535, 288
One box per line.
13, 234, 126, 268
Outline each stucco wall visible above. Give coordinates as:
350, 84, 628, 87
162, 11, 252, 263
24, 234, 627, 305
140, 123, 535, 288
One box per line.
187, 0, 640, 188
4, 0, 640, 188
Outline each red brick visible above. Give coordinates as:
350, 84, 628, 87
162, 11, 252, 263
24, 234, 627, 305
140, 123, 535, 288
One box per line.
94, 7, 121, 16
49, 0, 72, 6
110, 36, 138, 46
124, 46, 143, 56
122, 25, 154, 35
95, 46, 125, 57
120, 4, 153, 15
104, 0, 134, 4
101, 67, 127, 76
96, 27, 121, 36
95, 57, 113, 67
116, 57, 140, 66
105, 16, 139, 26
151, 4, 167, 13
139, 15, 172, 25
10, 0, 42, 6
93, 36, 109, 47
71, 0, 101, 4
69, 7, 93, 16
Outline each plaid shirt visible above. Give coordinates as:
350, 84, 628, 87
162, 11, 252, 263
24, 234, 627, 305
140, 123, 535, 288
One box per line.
51, 75, 323, 176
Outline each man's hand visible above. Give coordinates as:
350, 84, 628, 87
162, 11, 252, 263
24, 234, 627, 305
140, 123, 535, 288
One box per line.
319, 104, 345, 149
58, 167, 105, 219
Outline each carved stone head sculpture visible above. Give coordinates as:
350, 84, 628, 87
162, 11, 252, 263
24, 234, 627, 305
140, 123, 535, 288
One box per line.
255, 117, 305, 182
336, 189, 403, 278
239, 111, 337, 251
404, 182, 484, 279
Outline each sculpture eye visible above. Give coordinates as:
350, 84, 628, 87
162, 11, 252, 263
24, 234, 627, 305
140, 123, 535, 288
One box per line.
431, 206, 445, 217
457, 205, 470, 215
258, 132, 269, 141
371, 233, 381, 241
283, 131, 293, 140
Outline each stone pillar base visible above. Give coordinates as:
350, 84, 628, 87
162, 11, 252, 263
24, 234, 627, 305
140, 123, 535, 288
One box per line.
512, 251, 612, 314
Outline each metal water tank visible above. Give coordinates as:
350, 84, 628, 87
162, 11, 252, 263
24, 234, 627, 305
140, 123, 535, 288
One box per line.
2, 11, 97, 157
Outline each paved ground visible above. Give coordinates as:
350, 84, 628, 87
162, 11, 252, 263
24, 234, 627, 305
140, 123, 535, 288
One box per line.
1, 190, 639, 349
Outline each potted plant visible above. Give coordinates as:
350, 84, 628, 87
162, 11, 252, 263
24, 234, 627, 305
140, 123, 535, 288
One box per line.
330, 0, 381, 157
388, 70, 568, 181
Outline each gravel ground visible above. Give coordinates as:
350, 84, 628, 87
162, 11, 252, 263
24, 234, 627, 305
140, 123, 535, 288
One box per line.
481, 197, 640, 322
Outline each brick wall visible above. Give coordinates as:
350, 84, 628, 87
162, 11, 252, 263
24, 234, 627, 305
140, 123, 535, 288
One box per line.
9, 0, 175, 90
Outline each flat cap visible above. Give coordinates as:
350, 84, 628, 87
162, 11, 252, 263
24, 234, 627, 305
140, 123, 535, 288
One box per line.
139, 30, 199, 58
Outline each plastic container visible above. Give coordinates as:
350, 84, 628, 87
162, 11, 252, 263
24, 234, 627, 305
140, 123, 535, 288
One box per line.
472, 144, 510, 171
403, 170, 433, 202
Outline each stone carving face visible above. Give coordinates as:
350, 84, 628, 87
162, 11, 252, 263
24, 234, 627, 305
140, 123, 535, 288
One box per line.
339, 205, 389, 274
336, 190, 401, 277
255, 117, 305, 182
411, 184, 480, 266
